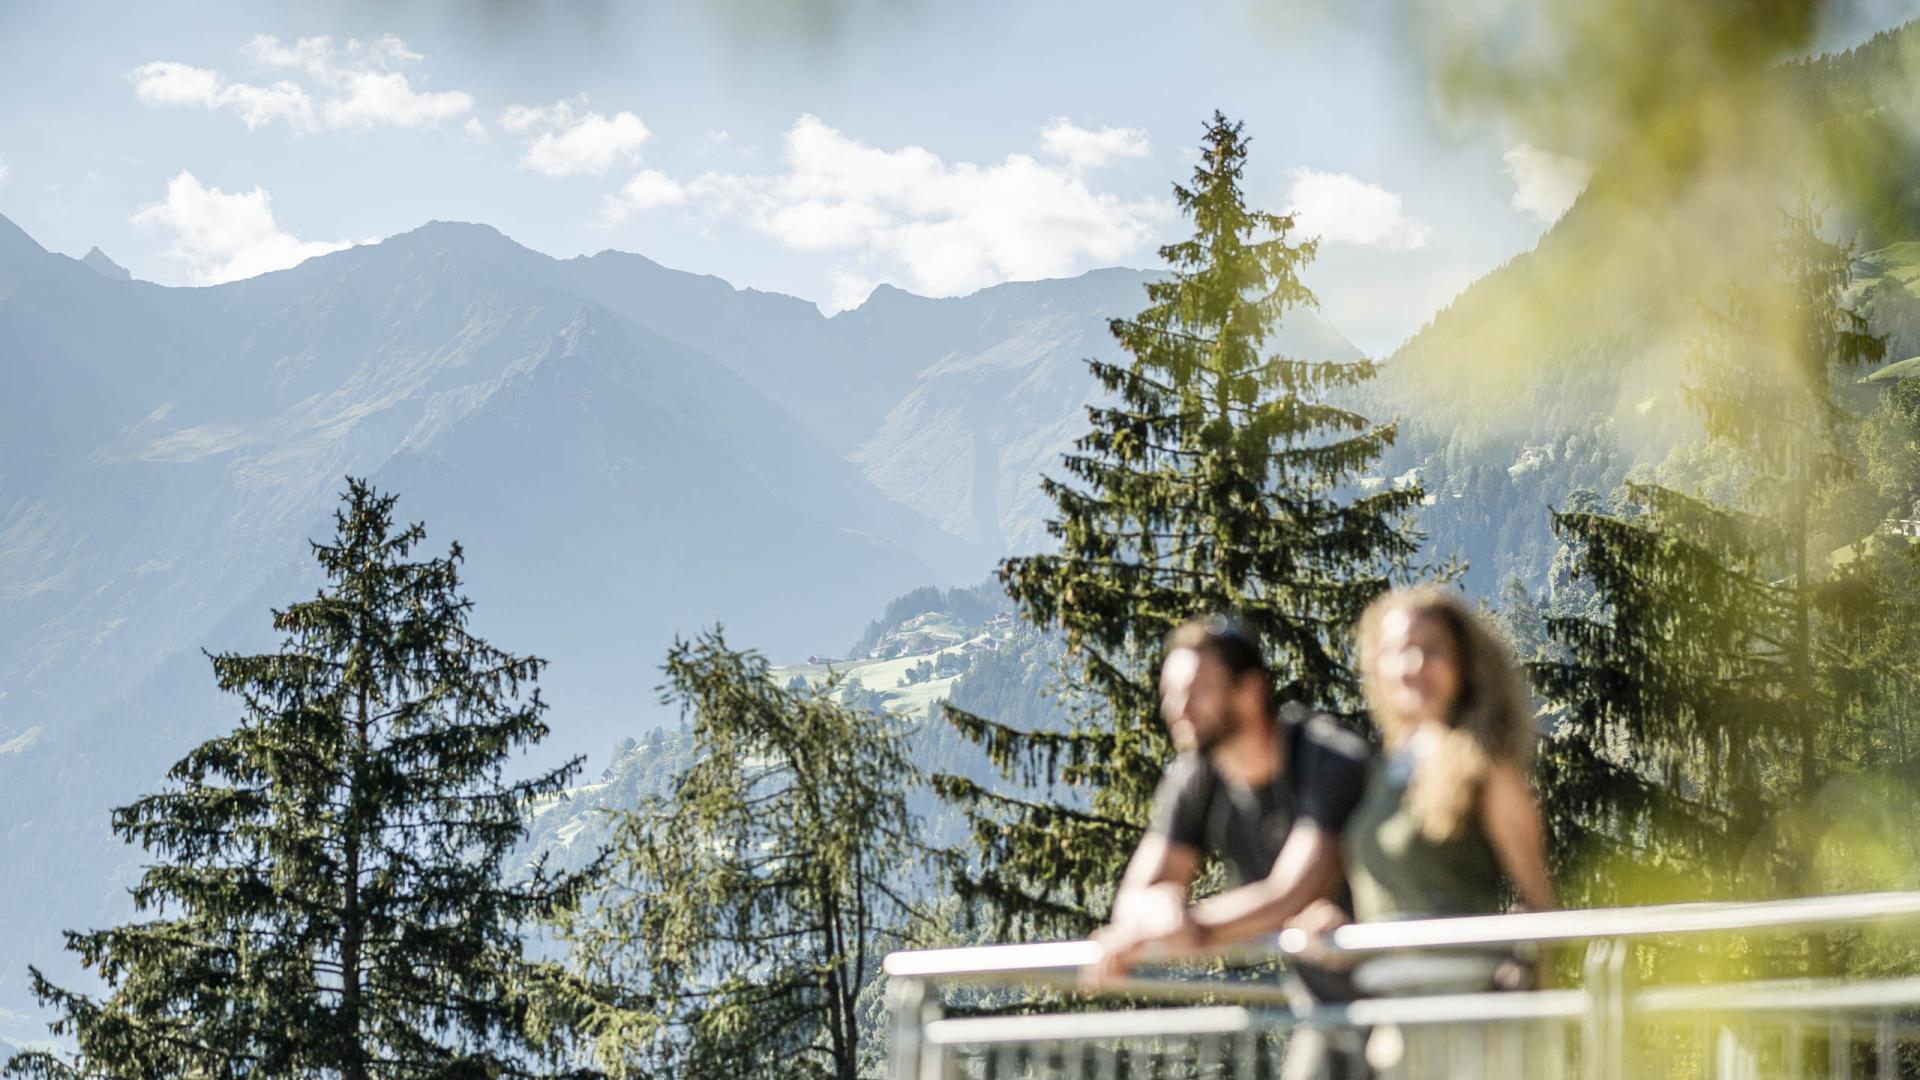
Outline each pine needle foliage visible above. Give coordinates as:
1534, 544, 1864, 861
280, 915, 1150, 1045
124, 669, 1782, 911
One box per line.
548, 629, 926, 1080
1536, 195, 1887, 918
9, 479, 599, 1080
938, 112, 1427, 937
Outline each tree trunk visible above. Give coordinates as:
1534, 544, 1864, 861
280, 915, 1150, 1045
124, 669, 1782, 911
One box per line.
340, 683, 370, 1080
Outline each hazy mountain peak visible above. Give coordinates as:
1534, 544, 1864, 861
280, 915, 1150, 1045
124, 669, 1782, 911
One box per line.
860, 282, 912, 303
383, 219, 528, 258
0, 211, 48, 261
577, 247, 672, 273
78, 247, 131, 282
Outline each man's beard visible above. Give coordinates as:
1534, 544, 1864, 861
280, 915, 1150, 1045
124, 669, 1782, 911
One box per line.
1191, 710, 1232, 755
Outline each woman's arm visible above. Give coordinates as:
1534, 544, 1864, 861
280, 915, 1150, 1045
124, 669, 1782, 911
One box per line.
1481, 760, 1555, 912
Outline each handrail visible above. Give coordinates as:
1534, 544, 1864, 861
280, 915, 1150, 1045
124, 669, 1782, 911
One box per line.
921, 1006, 1273, 1047
883, 890, 1920, 984
883, 939, 1102, 978
1286, 890, 1920, 956
1632, 975, 1920, 1015
882, 938, 1280, 980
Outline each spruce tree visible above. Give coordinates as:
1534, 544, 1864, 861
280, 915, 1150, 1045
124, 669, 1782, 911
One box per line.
1535, 196, 1886, 914
9, 479, 598, 1079
549, 629, 925, 1080
938, 112, 1426, 937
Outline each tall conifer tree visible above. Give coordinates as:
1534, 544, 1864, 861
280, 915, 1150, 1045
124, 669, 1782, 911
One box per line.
1536, 196, 1885, 914
939, 112, 1426, 936
9, 480, 597, 1079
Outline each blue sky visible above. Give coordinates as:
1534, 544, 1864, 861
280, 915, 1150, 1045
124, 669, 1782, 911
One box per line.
2, 0, 1913, 355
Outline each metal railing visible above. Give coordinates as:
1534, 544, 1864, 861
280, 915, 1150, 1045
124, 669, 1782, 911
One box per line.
884, 891, 1920, 1079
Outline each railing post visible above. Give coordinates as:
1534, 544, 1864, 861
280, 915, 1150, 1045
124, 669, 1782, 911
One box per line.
1580, 936, 1630, 1080
1876, 1012, 1894, 1079
1604, 935, 1629, 1080
1581, 937, 1609, 1080
890, 977, 944, 1080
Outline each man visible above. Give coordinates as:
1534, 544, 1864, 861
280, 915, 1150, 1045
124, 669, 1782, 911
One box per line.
1087, 615, 1371, 1075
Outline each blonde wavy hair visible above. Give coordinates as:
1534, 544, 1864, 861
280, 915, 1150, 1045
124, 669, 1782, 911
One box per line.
1355, 585, 1535, 843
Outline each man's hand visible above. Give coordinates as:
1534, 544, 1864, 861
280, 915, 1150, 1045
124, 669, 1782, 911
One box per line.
1082, 883, 1205, 986
1282, 898, 1357, 971
1285, 898, 1349, 937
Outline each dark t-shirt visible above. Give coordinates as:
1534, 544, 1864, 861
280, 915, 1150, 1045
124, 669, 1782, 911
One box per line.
1146, 704, 1372, 886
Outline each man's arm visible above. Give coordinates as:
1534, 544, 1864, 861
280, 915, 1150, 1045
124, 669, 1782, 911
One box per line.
1183, 715, 1367, 947
1119, 829, 1201, 891
1085, 832, 1201, 982
1185, 822, 1344, 945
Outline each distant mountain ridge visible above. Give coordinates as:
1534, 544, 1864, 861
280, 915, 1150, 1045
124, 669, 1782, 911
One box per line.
0, 209, 1359, 1041
77, 247, 130, 281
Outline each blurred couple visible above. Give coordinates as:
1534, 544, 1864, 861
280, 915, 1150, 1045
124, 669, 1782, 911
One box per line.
1088, 586, 1554, 1078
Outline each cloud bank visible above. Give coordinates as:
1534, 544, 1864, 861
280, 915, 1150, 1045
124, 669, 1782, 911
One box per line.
687, 114, 1164, 304
1039, 118, 1151, 172
132, 171, 348, 284
128, 35, 472, 134
1284, 168, 1431, 251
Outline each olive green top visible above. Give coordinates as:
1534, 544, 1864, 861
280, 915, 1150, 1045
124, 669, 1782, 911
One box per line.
1342, 745, 1504, 922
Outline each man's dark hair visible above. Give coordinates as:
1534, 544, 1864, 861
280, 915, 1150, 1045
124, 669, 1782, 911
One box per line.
1164, 615, 1269, 684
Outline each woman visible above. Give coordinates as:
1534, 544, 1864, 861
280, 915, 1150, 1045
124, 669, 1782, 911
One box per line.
1292, 585, 1554, 996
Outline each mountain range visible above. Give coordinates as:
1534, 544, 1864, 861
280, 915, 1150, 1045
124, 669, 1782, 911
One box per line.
0, 209, 1357, 1036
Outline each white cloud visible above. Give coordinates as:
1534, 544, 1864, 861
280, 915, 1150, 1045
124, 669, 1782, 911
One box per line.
220, 81, 316, 129
129, 61, 224, 106
827, 269, 880, 314
508, 102, 650, 177
499, 102, 557, 134
1502, 143, 1592, 223
600, 169, 688, 223
1039, 118, 1150, 172
502, 101, 650, 177
129, 61, 314, 130
128, 35, 469, 133
323, 71, 472, 130
240, 34, 332, 76
692, 114, 1164, 297
0, 160, 10, 190
1284, 168, 1431, 250
463, 117, 488, 142
132, 171, 347, 284
243, 33, 419, 77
